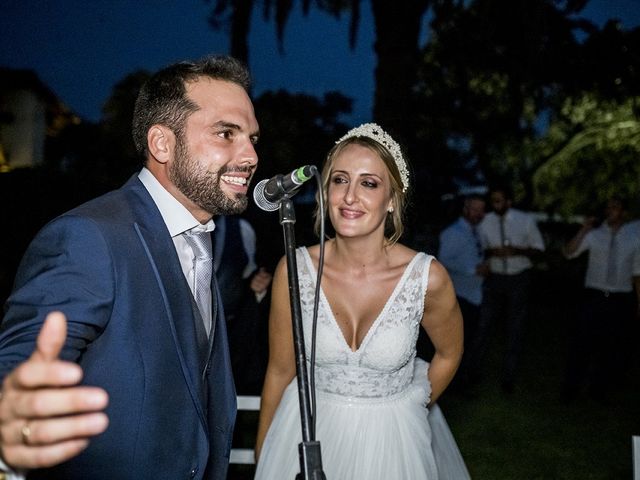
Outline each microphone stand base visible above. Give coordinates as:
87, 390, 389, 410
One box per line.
296, 441, 327, 480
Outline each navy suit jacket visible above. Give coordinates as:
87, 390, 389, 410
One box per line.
0, 175, 236, 479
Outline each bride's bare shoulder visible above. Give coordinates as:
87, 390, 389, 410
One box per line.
302, 243, 324, 270
390, 243, 419, 266
304, 243, 322, 259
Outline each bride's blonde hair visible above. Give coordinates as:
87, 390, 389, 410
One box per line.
313, 136, 409, 245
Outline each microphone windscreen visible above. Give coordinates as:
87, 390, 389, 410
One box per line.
252, 179, 280, 212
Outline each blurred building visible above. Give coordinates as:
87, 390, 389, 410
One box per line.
0, 68, 78, 172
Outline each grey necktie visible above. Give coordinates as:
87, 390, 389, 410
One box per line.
499, 215, 508, 273
183, 229, 213, 337
605, 231, 618, 287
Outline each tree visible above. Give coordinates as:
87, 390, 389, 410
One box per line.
208, 0, 256, 62
413, 0, 598, 206
206, 0, 432, 142
246, 88, 352, 266
532, 94, 640, 218
207, 0, 640, 223
101, 70, 151, 185
252, 89, 351, 178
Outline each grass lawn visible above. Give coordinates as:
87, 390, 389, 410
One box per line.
441, 269, 640, 480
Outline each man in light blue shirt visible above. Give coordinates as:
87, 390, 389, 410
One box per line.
438, 194, 487, 389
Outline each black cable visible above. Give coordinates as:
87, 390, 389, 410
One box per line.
309, 167, 324, 440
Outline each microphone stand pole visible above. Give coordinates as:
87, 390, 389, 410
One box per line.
278, 197, 327, 480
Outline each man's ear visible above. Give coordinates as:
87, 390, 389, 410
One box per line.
147, 125, 174, 164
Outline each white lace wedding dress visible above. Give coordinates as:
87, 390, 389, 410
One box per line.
254, 248, 470, 480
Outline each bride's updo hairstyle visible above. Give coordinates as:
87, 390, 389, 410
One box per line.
314, 123, 410, 246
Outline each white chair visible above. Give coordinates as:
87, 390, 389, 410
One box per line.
634, 436, 639, 480
230, 395, 262, 465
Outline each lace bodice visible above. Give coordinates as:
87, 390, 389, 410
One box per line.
297, 248, 433, 398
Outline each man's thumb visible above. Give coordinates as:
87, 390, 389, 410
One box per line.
32, 311, 68, 362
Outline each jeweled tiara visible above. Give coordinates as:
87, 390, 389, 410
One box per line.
336, 123, 409, 193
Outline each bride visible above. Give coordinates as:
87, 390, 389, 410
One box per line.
254, 123, 471, 479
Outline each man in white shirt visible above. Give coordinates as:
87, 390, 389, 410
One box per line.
438, 194, 487, 389
562, 197, 640, 403
626, 217, 640, 238
469, 185, 545, 394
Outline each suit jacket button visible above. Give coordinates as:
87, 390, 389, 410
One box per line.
189, 467, 198, 478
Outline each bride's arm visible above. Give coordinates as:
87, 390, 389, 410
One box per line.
420, 260, 463, 405
254, 256, 297, 461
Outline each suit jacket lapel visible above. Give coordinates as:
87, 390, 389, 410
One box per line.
124, 177, 209, 428
206, 279, 237, 439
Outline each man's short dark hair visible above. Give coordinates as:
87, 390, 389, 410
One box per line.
132, 55, 251, 158
463, 193, 486, 204
489, 183, 513, 201
607, 196, 627, 211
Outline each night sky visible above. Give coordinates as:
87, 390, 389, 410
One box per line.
2, 0, 639, 125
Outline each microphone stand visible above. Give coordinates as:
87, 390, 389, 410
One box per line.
277, 196, 327, 480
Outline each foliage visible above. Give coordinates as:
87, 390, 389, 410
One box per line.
206, 0, 357, 60
415, 0, 588, 204
252, 89, 351, 178
244, 89, 352, 264
205, 0, 640, 222
577, 20, 640, 99
41, 70, 149, 194
532, 94, 640, 217
206, 0, 432, 153
100, 70, 151, 184
412, 0, 640, 216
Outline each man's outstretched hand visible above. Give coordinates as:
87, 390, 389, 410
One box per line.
0, 311, 109, 471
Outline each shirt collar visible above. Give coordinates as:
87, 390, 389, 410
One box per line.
460, 217, 476, 231
494, 209, 511, 222
603, 221, 622, 235
138, 167, 215, 237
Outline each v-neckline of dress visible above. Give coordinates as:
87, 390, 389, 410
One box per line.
301, 248, 422, 354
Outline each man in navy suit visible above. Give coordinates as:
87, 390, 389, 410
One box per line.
0, 55, 260, 479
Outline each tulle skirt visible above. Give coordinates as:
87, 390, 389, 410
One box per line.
254, 358, 470, 479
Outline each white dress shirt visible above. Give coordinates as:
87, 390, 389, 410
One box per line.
625, 219, 640, 238
478, 208, 545, 275
567, 222, 640, 293
139, 168, 215, 335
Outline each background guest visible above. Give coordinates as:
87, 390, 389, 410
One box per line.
469, 184, 545, 394
214, 214, 272, 395
562, 197, 640, 403
438, 194, 488, 391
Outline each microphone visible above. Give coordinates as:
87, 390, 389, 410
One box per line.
253, 165, 316, 211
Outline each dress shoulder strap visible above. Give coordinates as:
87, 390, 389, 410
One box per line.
418, 252, 435, 296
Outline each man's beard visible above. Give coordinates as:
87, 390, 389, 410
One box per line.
169, 137, 249, 216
